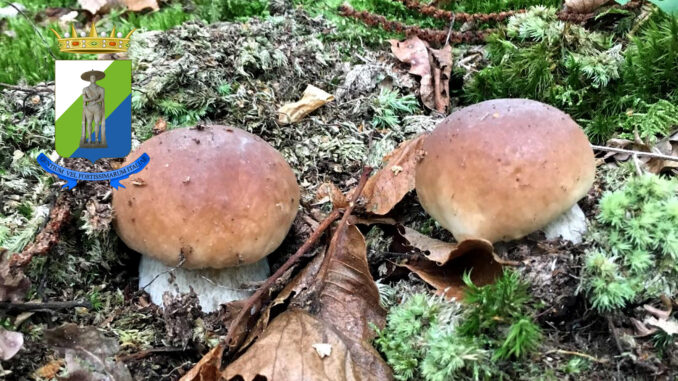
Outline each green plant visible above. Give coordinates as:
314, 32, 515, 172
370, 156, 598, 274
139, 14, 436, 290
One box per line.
371, 88, 420, 129
581, 174, 678, 311
464, 7, 678, 143
375, 271, 542, 380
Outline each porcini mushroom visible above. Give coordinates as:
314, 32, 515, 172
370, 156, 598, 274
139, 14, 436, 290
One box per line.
415, 98, 595, 243
112, 126, 300, 312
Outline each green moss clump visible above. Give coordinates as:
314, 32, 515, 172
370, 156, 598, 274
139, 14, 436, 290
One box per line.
464, 7, 678, 143
581, 174, 678, 312
374, 270, 542, 381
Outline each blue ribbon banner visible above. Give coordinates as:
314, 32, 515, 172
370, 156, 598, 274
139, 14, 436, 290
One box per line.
37, 153, 150, 190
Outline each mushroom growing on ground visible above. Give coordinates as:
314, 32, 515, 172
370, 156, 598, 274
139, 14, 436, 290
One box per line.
112, 126, 300, 312
415, 98, 595, 243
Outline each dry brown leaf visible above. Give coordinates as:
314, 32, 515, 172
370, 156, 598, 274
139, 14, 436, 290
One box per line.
397, 225, 493, 265
45, 323, 132, 381
390, 36, 451, 112
78, 0, 158, 14
33, 359, 66, 379
359, 134, 427, 215
0, 250, 30, 303
315, 182, 348, 209
0, 327, 23, 361
153, 117, 167, 135
565, 0, 610, 13
179, 344, 223, 381
277, 85, 335, 124
402, 245, 502, 301
224, 225, 392, 380
427, 43, 452, 113
123, 0, 159, 12
603, 134, 678, 174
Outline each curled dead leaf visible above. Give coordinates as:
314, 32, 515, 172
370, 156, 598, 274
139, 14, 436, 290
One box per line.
603, 133, 678, 174
179, 344, 223, 381
390, 36, 452, 112
358, 134, 427, 215
277, 85, 335, 124
396, 225, 493, 265
399, 236, 502, 300
315, 182, 348, 209
0, 250, 30, 303
564, 0, 610, 13
0, 327, 23, 361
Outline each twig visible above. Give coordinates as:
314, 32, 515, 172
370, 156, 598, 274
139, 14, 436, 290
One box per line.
138, 256, 186, 291
0, 83, 54, 93
0, 300, 91, 312
545, 349, 609, 363
118, 346, 186, 362
1, 1, 57, 60
632, 154, 644, 176
10, 193, 72, 269
339, 3, 493, 44
591, 144, 678, 162
392, 0, 523, 23
221, 167, 373, 352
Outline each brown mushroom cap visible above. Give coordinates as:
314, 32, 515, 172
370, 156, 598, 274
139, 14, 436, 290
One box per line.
112, 126, 300, 269
415, 99, 595, 243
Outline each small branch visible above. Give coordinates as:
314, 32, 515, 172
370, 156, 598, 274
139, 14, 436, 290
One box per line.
0, 300, 91, 312
118, 346, 186, 362
10, 193, 72, 269
592, 144, 678, 162
221, 167, 373, 353
0, 83, 54, 93
545, 349, 609, 363
338, 3, 493, 44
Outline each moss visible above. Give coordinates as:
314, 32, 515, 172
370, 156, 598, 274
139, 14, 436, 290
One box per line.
581, 174, 678, 312
463, 7, 678, 143
375, 270, 542, 381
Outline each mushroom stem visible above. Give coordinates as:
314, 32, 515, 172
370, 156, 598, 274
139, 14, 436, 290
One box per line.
139, 256, 270, 313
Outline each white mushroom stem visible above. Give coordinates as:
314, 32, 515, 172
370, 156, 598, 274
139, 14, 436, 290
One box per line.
543, 203, 588, 244
139, 256, 270, 313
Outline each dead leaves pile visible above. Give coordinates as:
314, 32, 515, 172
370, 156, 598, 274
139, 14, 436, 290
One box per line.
44, 323, 133, 381
390, 36, 452, 113
602, 131, 678, 175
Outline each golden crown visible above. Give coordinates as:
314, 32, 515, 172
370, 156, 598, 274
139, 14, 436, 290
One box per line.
50, 24, 135, 54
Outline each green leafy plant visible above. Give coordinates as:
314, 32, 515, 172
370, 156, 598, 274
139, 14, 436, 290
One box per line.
581, 174, 678, 311
371, 88, 420, 129
375, 270, 542, 380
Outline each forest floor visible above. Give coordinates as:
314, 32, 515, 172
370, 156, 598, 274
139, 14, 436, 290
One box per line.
0, 0, 677, 380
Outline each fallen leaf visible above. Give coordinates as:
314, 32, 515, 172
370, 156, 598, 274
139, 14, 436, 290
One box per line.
390, 36, 452, 112
33, 359, 66, 379
396, 225, 493, 265
565, 0, 610, 13
0, 327, 23, 361
402, 245, 502, 301
427, 43, 452, 113
645, 316, 678, 336
153, 117, 167, 135
123, 0, 159, 12
603, 133, 678, 174
44, 323, 133, 381
0, 249, 30, 303
78, 0, 158, 14
277, 85, 335, 124
315, 182, 348, 209
358, 134, 427, 215
179, 344, 223, 381
224, 225, 392, 380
